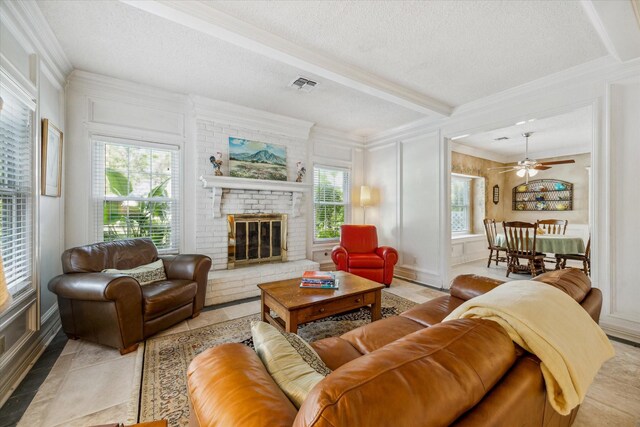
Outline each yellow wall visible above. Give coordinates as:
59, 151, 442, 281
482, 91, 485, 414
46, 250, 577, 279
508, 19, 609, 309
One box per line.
452, 151, 591, 228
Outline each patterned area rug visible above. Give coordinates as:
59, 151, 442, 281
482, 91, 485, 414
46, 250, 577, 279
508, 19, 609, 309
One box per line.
138, 291, 418, 426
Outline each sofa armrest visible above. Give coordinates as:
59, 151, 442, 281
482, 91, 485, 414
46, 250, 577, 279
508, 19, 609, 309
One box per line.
188, 343, 297, 427
450, 274, 504, 301
160, 254, 211, 314
375, 246, 398, 266
48, 273, 142, 302
331, 246, 348, 271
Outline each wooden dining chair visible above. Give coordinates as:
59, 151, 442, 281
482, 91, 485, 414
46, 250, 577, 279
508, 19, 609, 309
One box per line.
555, 235, 591, 276
502, 221, 546, 277
483, 218, 507, 267
537, 219, 568, 235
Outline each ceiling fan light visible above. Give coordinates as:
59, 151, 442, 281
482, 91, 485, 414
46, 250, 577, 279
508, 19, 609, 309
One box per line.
528, 169, 539, 177
516, 169, 527, 177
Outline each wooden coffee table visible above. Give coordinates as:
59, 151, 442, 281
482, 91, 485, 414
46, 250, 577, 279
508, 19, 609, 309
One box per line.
258, 271, 385, 333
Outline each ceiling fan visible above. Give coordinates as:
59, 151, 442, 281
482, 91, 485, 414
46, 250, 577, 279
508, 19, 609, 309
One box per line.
488, 132, 575, 183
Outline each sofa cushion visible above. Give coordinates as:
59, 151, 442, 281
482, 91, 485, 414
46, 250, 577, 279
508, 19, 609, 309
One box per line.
252, 321, 328, 408
533, 268, 590, 303
141, 279, 197, 320
347, 253, 384, 268
340, 315, 424, 355
103, 259, 167, 285
311, 337, 364, 371
401, 295, 466, 327
295, 319, 517, 427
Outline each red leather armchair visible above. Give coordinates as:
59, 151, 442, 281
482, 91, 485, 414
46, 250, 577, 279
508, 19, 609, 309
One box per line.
331, 225, 398, 286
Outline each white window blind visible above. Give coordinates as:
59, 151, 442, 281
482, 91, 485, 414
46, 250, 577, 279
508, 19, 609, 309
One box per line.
0, 88, 34, 297
313, 166, 350, 241
451, 175, 471, 233
94, 140, 180, 253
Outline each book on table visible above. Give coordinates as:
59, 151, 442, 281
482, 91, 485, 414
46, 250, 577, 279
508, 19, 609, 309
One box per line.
300, 271, 337, 289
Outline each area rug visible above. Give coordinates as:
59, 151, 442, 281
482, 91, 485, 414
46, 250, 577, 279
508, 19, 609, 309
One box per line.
137, 291, 418, 426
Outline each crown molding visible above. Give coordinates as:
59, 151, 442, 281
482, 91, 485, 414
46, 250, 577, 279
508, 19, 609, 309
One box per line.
310, 126, 366, 148
2, 0, 72, 85
365, 116, 443, 148
191, 95, 314, 141
68, 70, 188, 110
119, 0, 451, 117
451, 56, 620, 117
366, 56, 640, 147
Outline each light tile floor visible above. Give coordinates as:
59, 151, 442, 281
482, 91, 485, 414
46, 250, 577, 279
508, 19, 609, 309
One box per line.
16, 272, 640, 427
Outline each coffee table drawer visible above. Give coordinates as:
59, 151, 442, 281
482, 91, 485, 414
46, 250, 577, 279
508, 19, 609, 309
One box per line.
297, 292, 376, 323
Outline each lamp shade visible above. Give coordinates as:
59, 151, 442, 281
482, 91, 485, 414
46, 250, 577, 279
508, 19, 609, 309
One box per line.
516, 168, 527, 177
360, 185, 372, 207
528, 168, 538, 177
0, 253, 10, 313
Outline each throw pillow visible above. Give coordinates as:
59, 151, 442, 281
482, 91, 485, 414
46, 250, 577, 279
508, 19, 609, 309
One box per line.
102, 259, 167, 285
251, 321, 331, 408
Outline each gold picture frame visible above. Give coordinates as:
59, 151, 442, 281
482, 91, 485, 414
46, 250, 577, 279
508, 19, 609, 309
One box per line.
41, 119, 63, 197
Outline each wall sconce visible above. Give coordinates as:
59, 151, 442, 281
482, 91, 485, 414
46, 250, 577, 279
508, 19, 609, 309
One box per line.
360, 185, 372, 223
493, 185, 500, 205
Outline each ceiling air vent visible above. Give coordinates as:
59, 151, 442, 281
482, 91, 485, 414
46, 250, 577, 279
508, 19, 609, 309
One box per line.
494, 136, 510, 141
289, 76, 318, 93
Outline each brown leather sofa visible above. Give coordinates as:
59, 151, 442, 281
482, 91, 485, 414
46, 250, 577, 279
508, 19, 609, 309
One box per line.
187, 268, 602, 427
49, 238, 211, 354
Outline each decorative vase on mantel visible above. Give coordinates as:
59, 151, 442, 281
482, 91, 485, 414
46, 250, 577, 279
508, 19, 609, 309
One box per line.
296, 161, 306, 183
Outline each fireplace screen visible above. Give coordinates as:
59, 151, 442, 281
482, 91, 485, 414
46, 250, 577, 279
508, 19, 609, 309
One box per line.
228, 214, 287, 268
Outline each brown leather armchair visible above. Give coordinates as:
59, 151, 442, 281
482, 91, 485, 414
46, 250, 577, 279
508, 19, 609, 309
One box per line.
331, 225, 398, 286
48, 238, 211, 354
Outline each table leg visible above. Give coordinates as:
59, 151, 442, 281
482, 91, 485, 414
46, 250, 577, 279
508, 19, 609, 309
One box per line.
371, 291, 382, 321
285, 310, 298, 333
260, 292, 267, 322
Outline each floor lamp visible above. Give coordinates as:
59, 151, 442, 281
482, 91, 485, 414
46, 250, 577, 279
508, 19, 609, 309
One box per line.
360, 185, 372, 224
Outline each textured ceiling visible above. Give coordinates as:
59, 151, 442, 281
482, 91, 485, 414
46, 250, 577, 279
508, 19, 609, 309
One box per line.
207, 0, 608, 107
36, 0, 423, 137
454, 106, 592, 161
36, 0, 609, 136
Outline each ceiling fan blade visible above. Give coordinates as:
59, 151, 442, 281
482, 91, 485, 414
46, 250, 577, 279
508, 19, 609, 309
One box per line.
533, 165, 552, 170
539, 160, 575, 165
498, 169, 517, 174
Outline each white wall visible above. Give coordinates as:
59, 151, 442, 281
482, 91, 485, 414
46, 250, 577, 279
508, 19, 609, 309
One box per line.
364, 56, 640, 342
607, 75, 640, 337
64, 73, 362, 259
0, 1, 69, 405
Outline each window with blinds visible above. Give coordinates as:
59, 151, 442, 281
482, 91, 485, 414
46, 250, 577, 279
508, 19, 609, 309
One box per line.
451, 175, 471, 233
0, 88, 34, 297
313, 166, 350, 241
94, 140, 180, 253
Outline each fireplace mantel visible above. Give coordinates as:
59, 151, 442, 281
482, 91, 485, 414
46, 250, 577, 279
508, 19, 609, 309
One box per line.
199, 175, 311, 218
199, 175, 311, 192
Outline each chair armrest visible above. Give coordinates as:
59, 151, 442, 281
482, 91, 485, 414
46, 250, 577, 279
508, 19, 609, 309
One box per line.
48, 273, 142, 302
160, 254, 211, 314
188, 343, 297, 427
331, 246, 349, 271
159, 254, 211, 281
449, 274, 504, 301
375, 246, 399, 266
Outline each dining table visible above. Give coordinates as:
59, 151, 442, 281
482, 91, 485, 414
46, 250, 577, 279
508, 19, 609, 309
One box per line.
495, 233, 586, 254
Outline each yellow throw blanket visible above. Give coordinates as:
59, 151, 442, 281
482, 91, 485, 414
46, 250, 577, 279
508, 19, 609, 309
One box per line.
444, 280, 614, 415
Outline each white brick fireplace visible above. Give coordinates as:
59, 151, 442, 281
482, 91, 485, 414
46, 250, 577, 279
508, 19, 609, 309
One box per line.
198, 179, 318, 305
195, 114, 319, 306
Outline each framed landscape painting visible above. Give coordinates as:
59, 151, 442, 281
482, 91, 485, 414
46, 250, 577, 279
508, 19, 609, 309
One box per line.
229, 137, 287, 181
